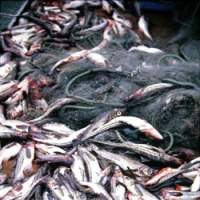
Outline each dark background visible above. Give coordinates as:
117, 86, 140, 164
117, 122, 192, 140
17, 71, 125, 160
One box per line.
0, 0, 25, 30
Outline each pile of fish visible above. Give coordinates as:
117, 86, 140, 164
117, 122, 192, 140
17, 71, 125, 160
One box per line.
0, 0, 200, 199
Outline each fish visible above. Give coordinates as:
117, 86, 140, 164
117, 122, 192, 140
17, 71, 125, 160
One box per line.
87, 0, 102, 7
91, 140, 182, 164
45, 177, 75, 200
42, 122, 75, 136
0, 52, 12, 66
79, 19, 108, 34
79, 109, 123, 143
0, 105, 6, 121
63, 0, 85, 10
0, 124, 27, 138
116, 175, 143, 200
138, 15, 153, 40
0, 172, 7, 184
13, 142, 35, 183
190, 170, 200, 192
91, 20, 114, 51
78, 146, 102, 183
7, 99, 27, 119
135, 184, 159, 200
111, 167, 127, 200
129, 45, 163, 54
35, 143, 66, 155
112, 11, 132, 29
125, 83, 174, 102
0, 142, 22, 168
80, 181, 113, 200
1, 168, 44, 200
50, 50, 89, 73
111, 182, 127, 200
145, 167, 178, 186
0, 119, 31, 132
112, 21, 127, 36
90, 144, 154, 179
42, 190, 55, 200
162, 190, 200, 200
147, 167, 185, 187
29, 97, 76, 123
0, 61, 17, 80
102, 0, 113, 13
182, 170, 199, 180
0, 81, 18, 101
71, 152, 88, 183
54, 170, 87, 200
111, 0, 125, 10
5, 77, 29, 105
32, 125, 89, 146
0, 185, 12, 198
86, 52, 109, 67
90, 116, 163, 140
36, 153, 73, 165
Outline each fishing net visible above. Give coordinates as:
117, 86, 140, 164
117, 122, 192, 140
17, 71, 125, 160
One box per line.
23, 32, 200, 150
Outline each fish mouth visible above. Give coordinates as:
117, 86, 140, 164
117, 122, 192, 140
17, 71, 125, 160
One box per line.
144, 128, 163, 140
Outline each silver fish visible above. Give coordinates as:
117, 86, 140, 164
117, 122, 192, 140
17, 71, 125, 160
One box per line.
29, 98, 76, 123
55, 172, 87, 200
50, 50, 89, 73
0, 185, 12, 198
0, 142, 22, 168
63, 0, 85, 10
13, 142, 35, 183
111, 0, 125, 10
0, 52, 12, 66
86, 52, 109, 67
36, 153, 73, 165
0, 61, 17, 80
80, 181, 113, 200
0, 124, 23, 138
112, 11, 132, 28
129, 45, 163, 54
90, 144, 153, 178
113, 184, 126, 200
42, 122, 75, 136
0, 81, 18, 101
135, 184, 159, 200
191, 170, 200, 192
91, 140, 181, 164
88, 116, 163, 140
138, 15, 153, 40
43, 190, 56, 200
162, 190, 200, 200
71, 152, 88, 183
102, 0, 113, 13
5, 77, 29, 105
2, 168, 44, 200
116, 175, 142, 200
0, 105, 6, 121
78, 146, 102, 183
32, 126, 88, 146
126, 83, 173, 101
45, 177, 74, 200
0, 172, 7, 184
35, 143, 66, 155
111, 173, 127, 200
0, 119, 31, 132
145, 167, 178, 186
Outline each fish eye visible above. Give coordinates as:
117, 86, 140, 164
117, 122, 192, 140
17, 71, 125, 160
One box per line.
116, 111, 121, 116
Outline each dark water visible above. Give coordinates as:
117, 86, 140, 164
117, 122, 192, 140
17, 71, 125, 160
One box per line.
0, 0, 25, 30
